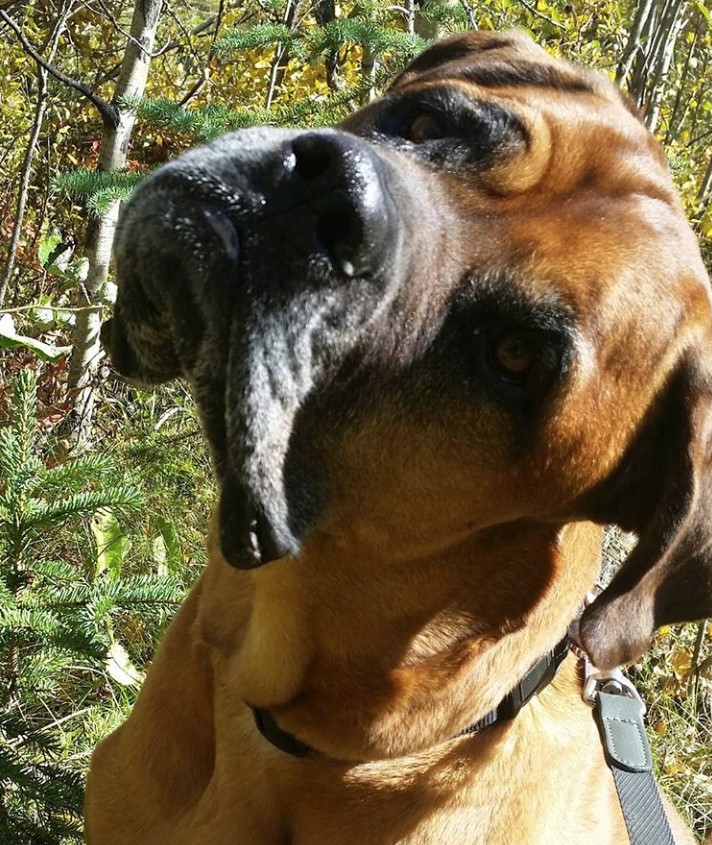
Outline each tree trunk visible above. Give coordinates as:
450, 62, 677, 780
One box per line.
264, 0, 301, 111
664, 10, 701, 144
616, 0, 656, 86
698, 154, 712, 207
314, 0, 342, 93
68, 0, 164, 449
415, 0, 464, 40
361, 44, 379, 103
644, 0, 685, 133
687, 46, 709, 142
0, 8, 70, 308
628, 0, 660, 105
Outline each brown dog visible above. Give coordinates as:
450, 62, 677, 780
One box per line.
86, 30, 711, 844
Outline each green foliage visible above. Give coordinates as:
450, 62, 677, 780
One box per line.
215, 22, 308, 58
135, 98, 275, 140
53, 169, 146, 217
215, 17, 426, 59
99, 381, 215, 587
0, 315, 71, 363
0, 372, 182, 843
133, 89, 373, 140
313, 18, 426, 55
630, 622, 712, 835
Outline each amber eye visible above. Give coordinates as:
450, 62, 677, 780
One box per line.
492, 331, 537, 379
407, 112, 447, 143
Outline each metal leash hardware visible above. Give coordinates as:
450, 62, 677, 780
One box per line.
581, 658, 646, 711
582, 654, 676, 845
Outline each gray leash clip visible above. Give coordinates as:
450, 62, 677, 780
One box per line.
580, 656, 675, 844
582, 658, 646, 715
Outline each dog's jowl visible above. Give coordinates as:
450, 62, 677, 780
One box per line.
86, 30, 711, 845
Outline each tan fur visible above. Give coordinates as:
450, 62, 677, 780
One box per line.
85, 517, 695, 844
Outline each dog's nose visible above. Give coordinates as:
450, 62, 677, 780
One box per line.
282, 131, 395, 277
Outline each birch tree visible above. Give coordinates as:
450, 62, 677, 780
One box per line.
68, 0, 164, 449
617, 0, 691, 133
1, 0, 164, 448
0, 4, 74, 308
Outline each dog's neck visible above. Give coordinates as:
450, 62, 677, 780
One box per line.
197, 518, 601, 760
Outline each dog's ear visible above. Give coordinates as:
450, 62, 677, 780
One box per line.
579, 354, 712, 669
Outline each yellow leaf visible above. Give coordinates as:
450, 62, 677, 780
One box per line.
670, 648, 692, 679
663, 760, 686, 776
107, 642, 145, 687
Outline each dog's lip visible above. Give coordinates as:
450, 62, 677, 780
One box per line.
246, 509, 292, 567
221, 509, 294, 569
219, 478, 298, 569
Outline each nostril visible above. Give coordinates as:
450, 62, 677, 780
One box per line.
285, 132, 385, 276
292, 135, 334, 181
317, 205, 361, 251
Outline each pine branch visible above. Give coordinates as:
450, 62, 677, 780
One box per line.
136, 97, 275, 139
53, 168, 147, 198
38, 454, 116, 489
215, 22, 306, 56
29, 574, 182, 612
0, 368, 167, 840
54, 168, 148, 215
315, 19, 426, 57
416, 1, 470, 30
21, 487, 143, 530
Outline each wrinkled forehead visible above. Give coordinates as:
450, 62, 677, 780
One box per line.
344, 29, 665, 196
390, 30, 615, 100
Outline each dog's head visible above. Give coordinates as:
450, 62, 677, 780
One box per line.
104, 30, 712, 670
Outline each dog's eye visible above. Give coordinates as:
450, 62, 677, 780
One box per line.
407, 112, 448, 143
491, 331, 537, 383
474, 325, 563, 407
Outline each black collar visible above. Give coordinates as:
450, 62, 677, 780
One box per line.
252, 633, 571, 758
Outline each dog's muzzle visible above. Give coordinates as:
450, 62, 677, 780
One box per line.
111, 127, 424, 569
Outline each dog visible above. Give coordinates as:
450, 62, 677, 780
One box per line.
85, 29, 711, 844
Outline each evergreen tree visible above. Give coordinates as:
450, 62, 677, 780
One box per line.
0, 371, 181, 843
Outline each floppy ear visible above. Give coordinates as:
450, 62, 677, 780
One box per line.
579, 355, 712, 669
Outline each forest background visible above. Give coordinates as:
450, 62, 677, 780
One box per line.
0, 0, 711, 841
